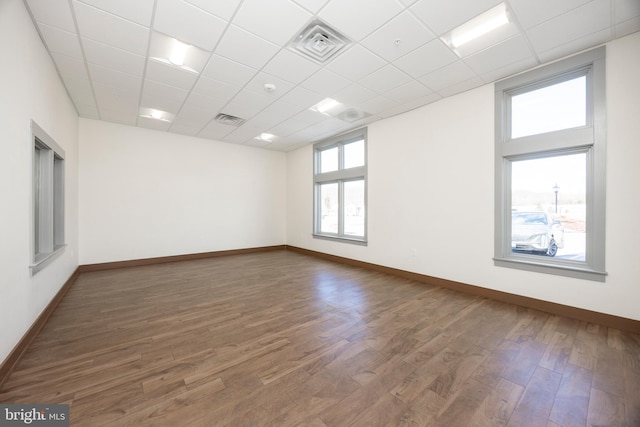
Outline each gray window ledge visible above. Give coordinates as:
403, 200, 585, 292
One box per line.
31, 245, 66, 275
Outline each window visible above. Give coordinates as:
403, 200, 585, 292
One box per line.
494, 47, 606, 281
314, 128, 367, 243
31, 121, 65, 274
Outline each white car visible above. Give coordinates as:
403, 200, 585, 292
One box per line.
512, 211, 565, 257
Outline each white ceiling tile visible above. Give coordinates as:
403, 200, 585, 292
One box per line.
38, 23, 83, 58
333, 84, 377, 107
299, 68, 351, 95
171, 110, 211, 131
179, 91, 221, 111
249, 100, 305, 129
184, 0, 242, 21
271, 109, 326, 135
145, 60, 199, 91
436, 76, 484, 98
463, 35, 535, 75
197, 121, 236, 140
138, 116, 173, 131
215, 25, 280, 70
383, 80, 433, 103
278, 86, 325, 108
410, 0, 502, 35
234, 0, 312, 45
141, 79, 189, 113
76, 103, 100, 119
293, 116, 351, 140
616, 16, 640, 37
93, 81, 140, 110
168, 124, 200, 137
51, 52, 89, 79
359, 65, 412, 94
154, 0, 227, 51
202, 54, 257, 87
509, 0, 593, 29
356, 95, 399, 115
537, 29, 613, 63
176, 93, 225, 125
319, 0, 404, 41
361, 11, 435, 62
418, 60, 477, 92
61, 76, 96, 108
225, 125, 264, 144
326, 45, 386, 81
75, 0, 155, 27
88, 63, 142, 92
73, 1, 149, 55
191, 76, 238, 105
244, 138, 273, 148
526, 0, 612, 54
615, 0, 640, 23
82, 38, 145, 76
399, 0, 419, 6
263, 50, 320, 85
292, 0, 331, 14
25, 0, 76, 32
393, 38, 458, 78
223, 89, 276, 119
479, 56, 538, 84
100, 108, 137, 125
382, 92, 442, 117
245, 72, 295, 99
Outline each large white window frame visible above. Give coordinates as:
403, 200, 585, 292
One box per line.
31, 120, 65, 274
494, 47, 606, 281
313, 128, 367, 244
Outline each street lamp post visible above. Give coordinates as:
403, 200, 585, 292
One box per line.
553, 184, 560, 214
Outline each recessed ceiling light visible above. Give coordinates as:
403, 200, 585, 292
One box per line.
168, 39, 188, 66
149, 33, 205, 74
139, 107, 174, 123
255, 133, 277, 142
444, 3, 510, 49
311, 98, 341, 114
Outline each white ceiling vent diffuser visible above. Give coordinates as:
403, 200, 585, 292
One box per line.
214, 113, 246, 126
288, 19, 351, 64
336, 107, 371, 123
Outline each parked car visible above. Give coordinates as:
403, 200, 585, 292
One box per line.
512, 211, 564, 256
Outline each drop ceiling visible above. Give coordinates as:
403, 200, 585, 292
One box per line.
24, 0, 640, 151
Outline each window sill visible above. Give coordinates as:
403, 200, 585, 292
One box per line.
493, 256, 607, 282
31, 245, 66, 275
312, 234, 367, 246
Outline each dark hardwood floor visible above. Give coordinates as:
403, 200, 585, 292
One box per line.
1, 250, 639, 426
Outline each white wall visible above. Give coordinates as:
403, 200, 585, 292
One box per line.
79, 119, 287, 264
0, 1, 80, 364
287, 32, 640, 321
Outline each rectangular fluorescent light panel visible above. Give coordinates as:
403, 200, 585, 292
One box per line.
255, 133, 276, 142
449, 3, 509, 48
311, 98, 341, 114
139, 107, 174, 123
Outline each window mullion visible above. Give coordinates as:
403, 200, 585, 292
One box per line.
38, 148, 54, 254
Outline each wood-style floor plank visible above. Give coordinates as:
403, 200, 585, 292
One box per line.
1, 250, 639, 426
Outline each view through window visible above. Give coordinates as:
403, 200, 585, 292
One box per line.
494, 47, 606, 281
314, 129, 367, 243
511, 153, 586, 260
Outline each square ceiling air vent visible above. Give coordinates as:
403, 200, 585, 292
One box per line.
214, 113, 246, 126
288, 19, 351, 64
